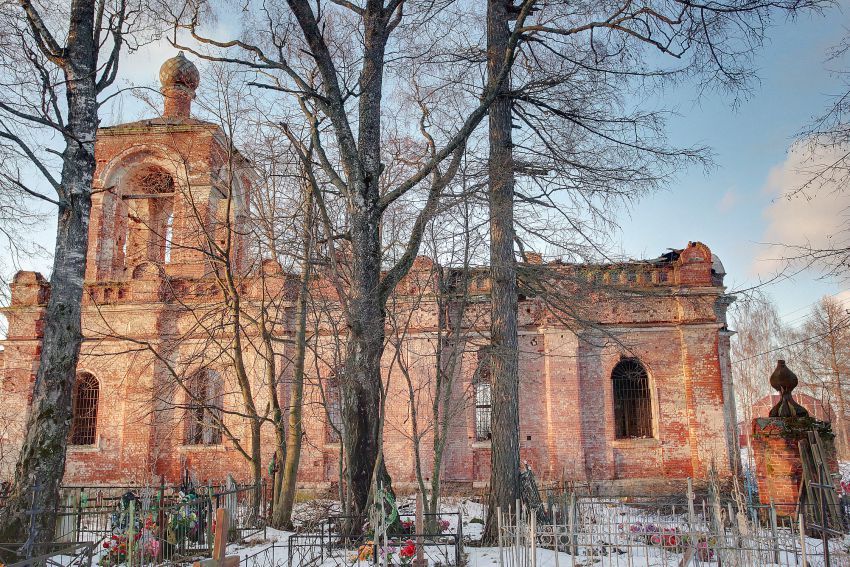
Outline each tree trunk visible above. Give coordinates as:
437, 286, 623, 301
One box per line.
340, 3, 390, 523
342, 231, 386, 518
250, 420, 263, 517
483, 0, 520, 545
0, 0, 98, 554
275, 185, 313, 528
0, 0, 99, 553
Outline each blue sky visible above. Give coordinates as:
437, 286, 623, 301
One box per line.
617, 6, 850, 324
3, 6, 849, 329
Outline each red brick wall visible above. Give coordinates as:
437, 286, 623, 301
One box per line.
751, 417, 838, 514
0, 111, 737, 493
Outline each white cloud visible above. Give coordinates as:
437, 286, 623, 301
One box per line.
751, 142, 850, 276
717, 188, 739, 212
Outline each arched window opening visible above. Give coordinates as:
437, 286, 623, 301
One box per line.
122, 167, 175, 268
185, 370, 222, 445
324, 375, 342, 444
71, 373, 99, 445
474, 349, 492, 441
612, 358, 653, 439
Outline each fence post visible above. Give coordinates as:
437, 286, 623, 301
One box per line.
207, 497, 214, 552
820, 487, 831, 567
799, 513, 808, 567
457, 510, 463, 560
530, 511, 537, 567
127, 499, 136, 567
76, 488, 83, 541
514, 498, 522, 565
769, 501, 780, 565
687, 478, 695, 527
568, 492, 577, 556
497, 507, 504, 567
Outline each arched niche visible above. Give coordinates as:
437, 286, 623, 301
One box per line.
96, 147, 185, 276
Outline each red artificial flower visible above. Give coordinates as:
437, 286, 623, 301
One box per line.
400, 542, 416, 558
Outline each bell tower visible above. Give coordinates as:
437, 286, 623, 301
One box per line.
84, 53, 253, 286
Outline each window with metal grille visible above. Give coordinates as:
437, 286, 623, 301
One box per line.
475, 382, 492, 441
474, 349, 492, 441
185, 370, 222, 445
612, 358, 653, 439
325, 375, 343, 444
70, 373, 99, 445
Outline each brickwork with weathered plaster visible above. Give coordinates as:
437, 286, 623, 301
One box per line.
0, 57, 738, 494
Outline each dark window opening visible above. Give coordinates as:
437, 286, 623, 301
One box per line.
71, 373, 99, 445
475, 382, 492, 441
185, 370, 222, 445
122, 167, 176, 269
612, 358, 653, 439
474, 349, 492, 441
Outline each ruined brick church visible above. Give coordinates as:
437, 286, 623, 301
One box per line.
0, 54, 739, 494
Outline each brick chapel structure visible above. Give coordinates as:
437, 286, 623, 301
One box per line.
0, 54, 739, 494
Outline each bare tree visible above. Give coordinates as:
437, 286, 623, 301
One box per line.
385, 191, 486, 527
160, 1, 535, 521
0, 0, 144, 550
788, 296, 850, 459
730, 293, 785, 454
149, 0, 828, 526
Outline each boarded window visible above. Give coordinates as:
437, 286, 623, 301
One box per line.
324, 375, 343, 444
70, 373, 99, 445
185, 370, 222, 445
612, 358, 653, 439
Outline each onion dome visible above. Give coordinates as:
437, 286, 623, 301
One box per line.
768, 360, 810, 418
159, 52, 199, 118
159, 51, 200, 92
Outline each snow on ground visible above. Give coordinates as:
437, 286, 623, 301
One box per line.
839, 461, 850, 493
221, 495, 850, 567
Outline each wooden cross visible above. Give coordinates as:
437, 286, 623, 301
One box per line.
413, 491, 427, 567
193, 508, 239, 567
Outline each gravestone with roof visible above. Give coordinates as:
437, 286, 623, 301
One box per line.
751, 360, 838, 515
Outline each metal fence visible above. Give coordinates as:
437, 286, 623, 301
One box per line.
1, 482, 267, 565
496, 496, 850, 567
273, 512, 463, 567
0, 541, 95, 567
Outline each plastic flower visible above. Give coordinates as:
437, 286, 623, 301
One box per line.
400, 540, 416, 558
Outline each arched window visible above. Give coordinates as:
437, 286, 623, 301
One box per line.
71, 373, 99, 445
324, 375, 342, 444
123, 167, 175, 268
474, 349, 492, 441
185, 370, 222, 445
612, 358, 653, 439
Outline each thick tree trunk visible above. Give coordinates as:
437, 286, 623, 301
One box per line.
342, 215, 386, 518
0, 2, 98, 549
340, 3, 390, 522
483, 0, 520, 545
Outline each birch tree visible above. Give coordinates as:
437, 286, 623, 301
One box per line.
0, 0, 143, 551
